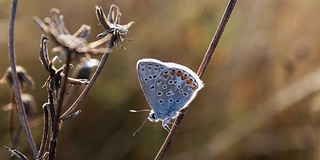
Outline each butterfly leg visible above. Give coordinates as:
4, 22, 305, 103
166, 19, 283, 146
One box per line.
162, 119, 171, 132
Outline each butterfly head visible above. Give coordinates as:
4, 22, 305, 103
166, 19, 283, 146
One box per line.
148, 110, 160, 122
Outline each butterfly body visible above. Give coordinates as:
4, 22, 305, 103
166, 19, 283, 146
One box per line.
137, 58, 204, 131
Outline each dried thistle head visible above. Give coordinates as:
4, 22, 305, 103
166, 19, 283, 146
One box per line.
34, 8, 110, 55
39, 35, 89, 93
0, 66, 34, 89
95, 4, 134, 49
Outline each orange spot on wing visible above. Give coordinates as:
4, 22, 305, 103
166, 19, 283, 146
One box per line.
181, 74, 187, 80
163, 73, 169, 79
170, 70, 176, 75
157, 78, 162, 83
190, 85, 198, 90
186, 78, 194, 84
177, 70, 182, 76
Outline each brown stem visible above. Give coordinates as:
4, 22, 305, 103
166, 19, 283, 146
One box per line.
8, 0, 38, 158
154, 0, 238, 159
48, 49, 72, 160
37, 103, 50, 159
9, 90, 16, 148
60, 35, 116, 120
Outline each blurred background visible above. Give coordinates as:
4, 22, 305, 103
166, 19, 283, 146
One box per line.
1, 0, 320, 159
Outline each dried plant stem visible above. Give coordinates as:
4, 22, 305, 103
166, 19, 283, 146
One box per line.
8, 0, 38, 158
155, 0, 238, 159
9, 90, 16, 148
48, 49, 72, 160
48, 90, 56, 131
37, 104, 50, 159
60, 35, 116, 120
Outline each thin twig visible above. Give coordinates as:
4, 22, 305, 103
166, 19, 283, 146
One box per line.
4, 146, 28, 160
60, 35, 116, 120
37, 103, 50, 159
48, 49, 72, 160
8, 0, 38, 158
9, 90, 16, 148
154, 0, 238, 159
48, 89, 56, 131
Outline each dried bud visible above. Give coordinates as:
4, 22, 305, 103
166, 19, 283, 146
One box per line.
0, 66, 34, 89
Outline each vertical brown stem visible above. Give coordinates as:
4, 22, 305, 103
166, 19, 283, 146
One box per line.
48, 49, 72, 160
154, 0, 238, 159
9, 90, 16, 148
8, 0, 38, 158
37, 104, 50, 159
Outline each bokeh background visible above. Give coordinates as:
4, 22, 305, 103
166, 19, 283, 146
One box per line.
1, 0, 320, 159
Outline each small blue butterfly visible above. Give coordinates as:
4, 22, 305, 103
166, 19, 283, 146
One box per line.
135, 58, 204, 132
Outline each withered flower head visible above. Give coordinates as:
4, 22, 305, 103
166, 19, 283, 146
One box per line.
0, 66, 34, 89
1, 93, 36, 118
34, 8, 110, 55
95, 4, 134, 49
39, 35, 89, 92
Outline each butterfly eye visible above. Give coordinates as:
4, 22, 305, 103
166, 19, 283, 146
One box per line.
149, 113, 156, 120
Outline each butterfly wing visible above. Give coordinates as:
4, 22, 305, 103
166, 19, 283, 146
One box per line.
137, 59, 169, 117
137, 58, 204, 121
153, 62, 204, 120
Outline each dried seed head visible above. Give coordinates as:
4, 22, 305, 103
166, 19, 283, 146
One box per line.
0, 66, 34, 89
95, 5, 134, 49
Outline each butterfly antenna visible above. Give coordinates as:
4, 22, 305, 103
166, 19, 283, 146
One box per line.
129, 109, 151, 113
133, 117, 148, 136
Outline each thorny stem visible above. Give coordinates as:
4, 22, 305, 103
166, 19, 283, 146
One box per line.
8, 0, 38, 158
155, 0, 238, 159
60, 35, 116, 120
48, 49, 72, 160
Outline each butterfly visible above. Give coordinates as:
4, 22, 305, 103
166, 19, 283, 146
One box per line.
134, 58, 204, 133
